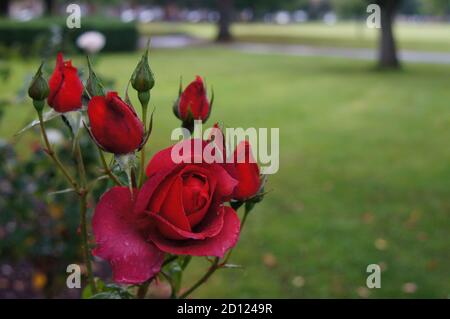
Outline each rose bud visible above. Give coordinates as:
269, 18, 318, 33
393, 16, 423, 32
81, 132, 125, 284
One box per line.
47, 52, 83, 113
174, 76, 212, 132
131, 47, 155, 93
231, 141, 261, 201
28, 63, 49, 101
87, 91, 144, 154
28, 63, 49, 113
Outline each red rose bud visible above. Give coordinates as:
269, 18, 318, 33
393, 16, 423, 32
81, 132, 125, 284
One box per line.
87, 91, 144, 154
176, 76, 210, 123
232, 141, 261, 200
47, 53, 83, 113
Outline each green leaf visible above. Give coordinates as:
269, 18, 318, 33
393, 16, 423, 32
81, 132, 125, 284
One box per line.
222, 263, 243, 269
47, 188, 76, 197
86, 281, 133, 299
82, 279, 106, 299
14, 109, 60, 136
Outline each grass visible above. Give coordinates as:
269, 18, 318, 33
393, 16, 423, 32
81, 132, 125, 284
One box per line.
1, 47, 449, 298
139, 21, 450, 52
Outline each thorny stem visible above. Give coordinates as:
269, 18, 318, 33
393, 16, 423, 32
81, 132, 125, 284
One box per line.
74, 139, 97, 294
79, 190, 97, 294
179, 257, 220, 299
177, 203, 254, 299
75, 140, 87, 187
38, 112, 78, 191
98, 147, 122, 186
38, 111, 97, 293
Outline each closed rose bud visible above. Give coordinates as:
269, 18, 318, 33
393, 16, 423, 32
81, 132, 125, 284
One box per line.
177, 76, 210, 122
47, 53, 83, 113
232, 141, 261, 200
131, 48, 155, 93
28, 63, 49, 102
87, 91, 144, 154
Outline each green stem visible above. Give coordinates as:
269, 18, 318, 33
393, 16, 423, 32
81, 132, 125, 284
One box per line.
75, 141, 87, 187
79, 191, 97, 294
138, 104, 148, 188
38, 112, 78, 190
98, 148, 122, 186
74, 140, 96, 293
137, 280, 151, 299
179, 257, 220, 299
37, 111, 96, 293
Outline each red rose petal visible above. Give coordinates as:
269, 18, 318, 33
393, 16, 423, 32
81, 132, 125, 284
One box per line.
148, 206, 240, 258
158, 176, 191, 234
145, 139, 208, 177
92, 187, 164, 284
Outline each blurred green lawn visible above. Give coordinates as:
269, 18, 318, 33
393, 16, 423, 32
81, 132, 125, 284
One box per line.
1, 47, 449, 298
140, 22, 450, 52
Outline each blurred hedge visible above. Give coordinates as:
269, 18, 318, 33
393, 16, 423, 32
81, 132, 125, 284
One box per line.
0, 17, 138, 55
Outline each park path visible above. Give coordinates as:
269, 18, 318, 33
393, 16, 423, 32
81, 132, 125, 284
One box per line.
148, 35, 450, 65
229, 42, 450, 65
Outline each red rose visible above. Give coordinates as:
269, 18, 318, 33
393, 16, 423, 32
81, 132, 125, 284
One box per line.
231, 141, 261, 200
92, 139, 240, 284
177, 76, 210, 121
47, 52, 83, 113
87, 91, 144, 154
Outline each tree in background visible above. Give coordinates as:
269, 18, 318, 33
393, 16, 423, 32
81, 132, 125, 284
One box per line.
214, 0, 311, 42
0, 0, 10, 16
375, 0, 402, 69
43, 0, 55, 15
217, 0, 234, 42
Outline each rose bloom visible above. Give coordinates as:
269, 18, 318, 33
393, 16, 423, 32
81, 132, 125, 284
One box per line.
177, 76, 209, 121
47, 52, 83, 113
87, 91, 144, 154
93, 139, 241, 284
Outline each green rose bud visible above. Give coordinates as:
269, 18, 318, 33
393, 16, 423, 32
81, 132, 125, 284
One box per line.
131, 46, 155, 92
28, 62, 49, 102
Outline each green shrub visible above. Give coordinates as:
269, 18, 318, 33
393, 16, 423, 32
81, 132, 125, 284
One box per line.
0, 17, 138, 56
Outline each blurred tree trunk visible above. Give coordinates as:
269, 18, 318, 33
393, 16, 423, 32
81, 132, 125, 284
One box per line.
216, 0, 233, 42
377, 0, 401, 69
0, 0, 10, 16
44, 0, 55, 16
